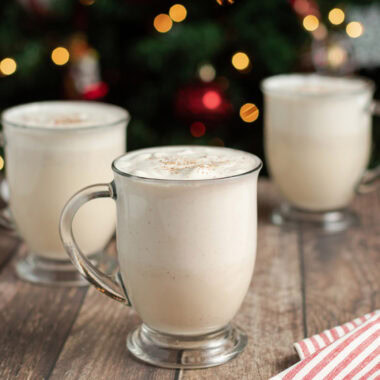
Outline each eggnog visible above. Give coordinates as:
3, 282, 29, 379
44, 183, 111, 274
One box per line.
113, 146, 261, 335
2, 101, 128, 261
262, 75, 372, 211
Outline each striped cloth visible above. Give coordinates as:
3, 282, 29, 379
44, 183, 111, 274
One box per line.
270, 311, 380, 380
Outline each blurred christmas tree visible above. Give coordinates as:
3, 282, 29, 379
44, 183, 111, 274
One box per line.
0, 0, 379, 169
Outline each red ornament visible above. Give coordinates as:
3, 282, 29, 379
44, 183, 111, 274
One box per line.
83, 82, 109, 100
64, 34, 109, 100
175, 82, 232, 122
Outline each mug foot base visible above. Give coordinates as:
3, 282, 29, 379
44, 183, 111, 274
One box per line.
271, 205, 358, 233
15, 252, 115, 287
127, 323, 247, 369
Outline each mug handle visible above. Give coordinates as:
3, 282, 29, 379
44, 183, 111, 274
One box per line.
59, 182, 130, 305
356, 100, 380, 194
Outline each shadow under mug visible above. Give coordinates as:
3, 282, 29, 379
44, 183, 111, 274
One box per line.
261, 74, 380, 232
59, 148, 262, 369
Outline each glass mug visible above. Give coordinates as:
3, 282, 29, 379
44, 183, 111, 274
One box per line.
1, 101, 129, 286
59, 147, 262, 369
261, 74, 380, 232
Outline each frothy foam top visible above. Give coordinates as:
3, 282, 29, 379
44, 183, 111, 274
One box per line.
262, 74, 370, 96
114, 146, 260, 180
2, 101, 128, 129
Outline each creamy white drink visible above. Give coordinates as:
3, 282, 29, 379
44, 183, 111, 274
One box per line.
112, 146, 261, 335
262, 75, 372, 211
2, 101, 128, 260
60, 145, 262, 367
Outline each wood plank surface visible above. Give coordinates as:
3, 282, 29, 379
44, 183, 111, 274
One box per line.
50, 283, 174, 380
0, 245, 87, 380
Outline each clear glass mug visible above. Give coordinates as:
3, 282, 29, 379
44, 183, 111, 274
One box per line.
59, 147, 262, 369
1, 101, 129, 286
261, 74, 380, 232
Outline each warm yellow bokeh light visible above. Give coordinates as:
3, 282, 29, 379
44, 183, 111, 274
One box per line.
0, 58, 17, 76
346, 21, 363, 38
51, 47, 70, 65
240, 103, 259, 123
328, 8, 345, 25
231, 52, 250, 71
303, 15, 319, 32
0, 156, 4, 170
154, 14, 173, 33
169, 4, 187, 22
199, 64, 216, 82
327, 45, 347, 68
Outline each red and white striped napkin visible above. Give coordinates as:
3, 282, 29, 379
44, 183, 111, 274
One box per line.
270, 310, 380, 380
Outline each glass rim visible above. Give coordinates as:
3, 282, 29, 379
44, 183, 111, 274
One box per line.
260, 73, 375, 98
111, 146, 263, 184
1, 100, 129, 132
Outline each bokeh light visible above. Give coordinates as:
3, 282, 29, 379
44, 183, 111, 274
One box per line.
202, 90, 222, 110
312, 24, 328, 40
293, 0, 310, 15
51, 47, 70, 65
199, 64, 216, 82
328, 8, 345, 25
216, 0, 234, 5
240, 103, 259, 123
190, 122, 206, 137
169, 4, 187, 22
303, 15, 319, 32
0, 156, 4, 170
0, 58, 17, 76
346, 22, 363, 38
327, 45, 347, 68
231, 52, 250, 71
154, 14, 173, 33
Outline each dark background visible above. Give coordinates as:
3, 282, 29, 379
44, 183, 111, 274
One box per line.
0, 0, 379, 174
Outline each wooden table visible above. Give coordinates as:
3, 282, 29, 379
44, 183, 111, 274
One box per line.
0, 180, 378, 380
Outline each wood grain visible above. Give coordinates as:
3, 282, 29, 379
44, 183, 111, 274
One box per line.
0, 244, 87, 380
